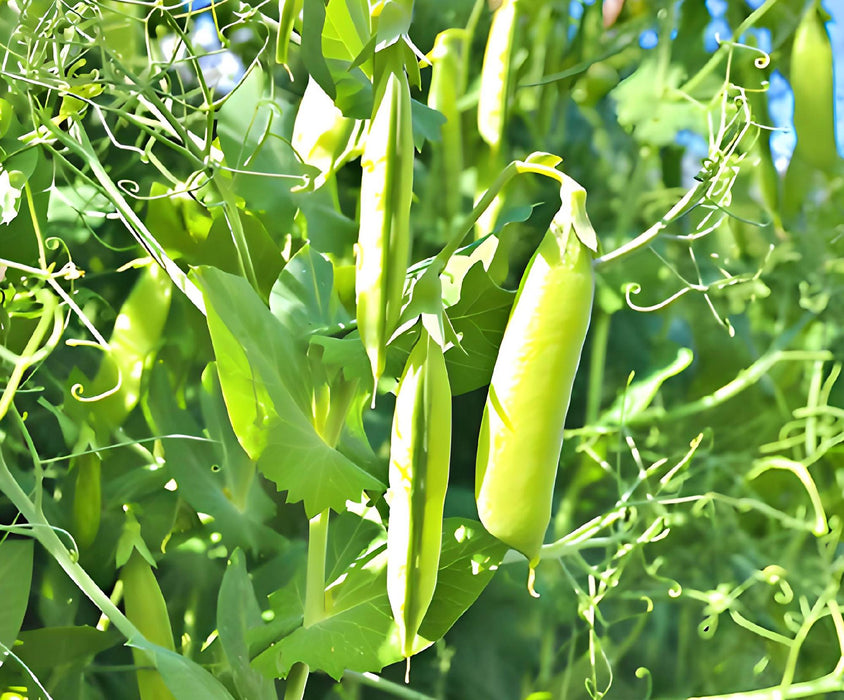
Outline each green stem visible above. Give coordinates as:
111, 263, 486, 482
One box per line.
342, 670, 438, 699
305, 509, 329, 628
44, 121, 206, 313
625, 350, 831, 428
687, 670, 844, 700
433, 157, 570, 269
0, 447, 143, 645
594, 178, 708, 267
0, 289, 61, 422
215, 178, 260, 294
283, 662, 309, 700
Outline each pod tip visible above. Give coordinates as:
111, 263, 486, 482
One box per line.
527, 564, 540, 598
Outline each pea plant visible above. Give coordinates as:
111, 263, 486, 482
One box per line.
1, 0, 843, 699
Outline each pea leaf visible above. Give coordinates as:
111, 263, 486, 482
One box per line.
0, 539, 33, 657
146, 365, 282, 554
444, 262, 515, 395
218, 549, 276, 700
253, 518, 505, 681
269, 244, 351, 339
196, 267, 385, 516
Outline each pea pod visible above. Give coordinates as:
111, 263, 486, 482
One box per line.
478, 0, 518, 151
355, 45, 414, 391
71, 451, 101, 551
475, 183, 594, 594
387, 330, 452, 671
121, 550, 176, 700
428, 29, 466, 225
790, 1, 837, 172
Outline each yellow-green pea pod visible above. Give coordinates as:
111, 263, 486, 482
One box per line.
791, 1, 837, 172
428, 29, 466, 224
475, 188, 594, 595
478, 0, 518, 151
355, 45, 414, 392
72, 451, 101, 551
387, 330, 451, 671
121, 550, 176, 700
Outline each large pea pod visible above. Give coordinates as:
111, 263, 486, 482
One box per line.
355, 45, 414, 391
478, 0, 518, 151
387, 330, 451, 673
121, 550, 176, 700
475, 186, 594, 594
790, 1, 837, 172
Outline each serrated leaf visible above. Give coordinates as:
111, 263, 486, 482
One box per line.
255, 518, 504, 680
444, 262, 515, 395
270, 244, 351, 339
196, 267, 385, 516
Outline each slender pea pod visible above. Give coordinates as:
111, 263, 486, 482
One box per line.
428, 29, 466, 225
478, 0, 518, 151
475, 181, 595, 595
355, 44, 414, 393
387, 330, 451, 674
790, 1, 837, 172
72, 451, 101, 551
121, 550, 176, 700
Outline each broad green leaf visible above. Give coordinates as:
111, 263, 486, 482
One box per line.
322, 0, 370, 65
129, 640, 236, 700
218, 549, 276, 700
0, 540, 33, 661
303, 0, 336, 99
325, 509, 387, 585
196, 267, 385, 516
254, 518, 505, 681
146, 365, 282, 554
14, 626, 120, 672
444, 262, 515, 395
269, 244, 351, 339
600, 345, 695, 425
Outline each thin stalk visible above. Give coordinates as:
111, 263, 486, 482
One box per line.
594, 178, 708, 267
49, 121, 206, 313
679, 0, 782, 96
0, 289, 62, 422
342, 671, 438, 700
0, 447, 143, 644
625, 350, 831, 427
215, 177, 260, 294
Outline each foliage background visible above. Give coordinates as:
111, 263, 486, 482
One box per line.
1, 0, 844, 699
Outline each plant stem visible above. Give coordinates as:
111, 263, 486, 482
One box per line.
0, 447, 143, 645
342, 671, 438, 699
